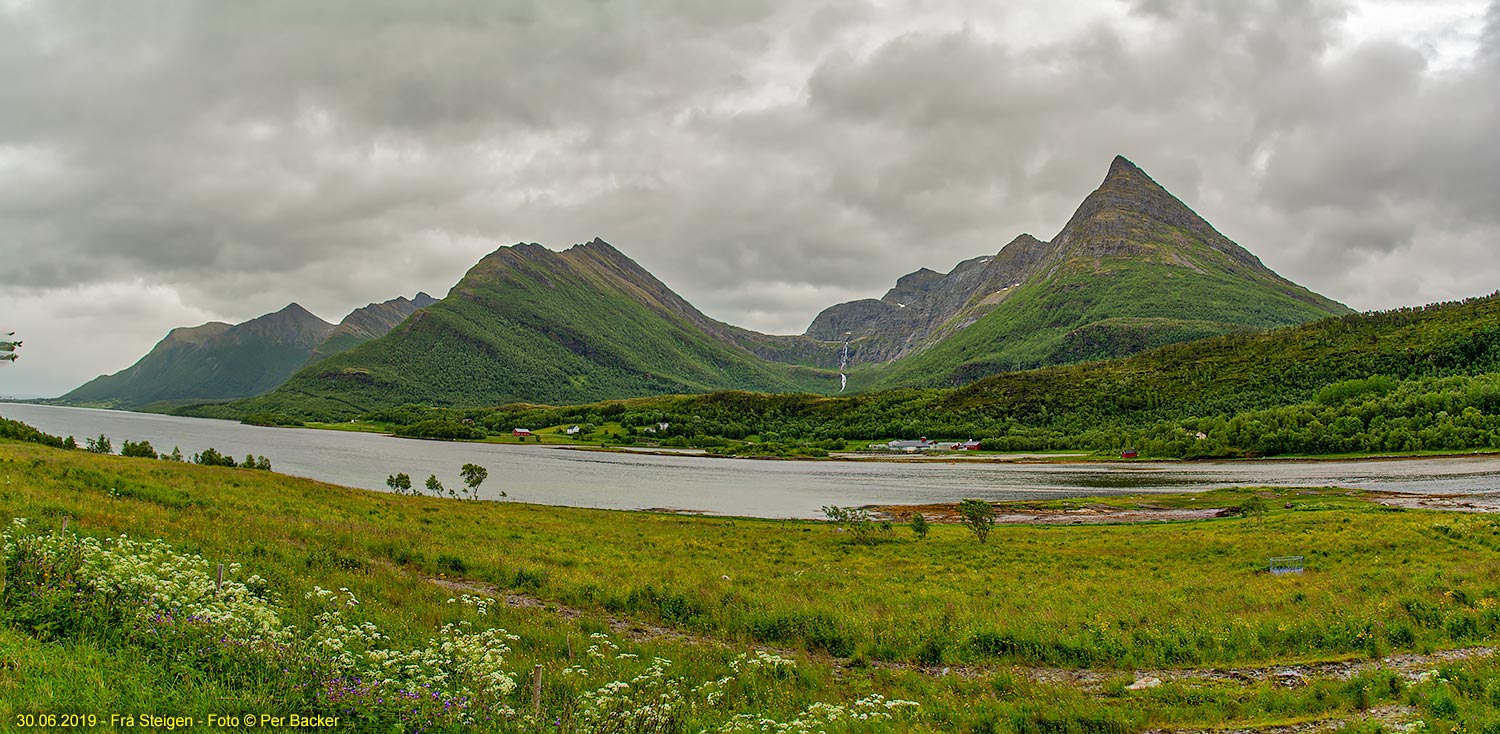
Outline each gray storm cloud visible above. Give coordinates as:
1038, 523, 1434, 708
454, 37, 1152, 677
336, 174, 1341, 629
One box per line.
0, 0, 1496, 396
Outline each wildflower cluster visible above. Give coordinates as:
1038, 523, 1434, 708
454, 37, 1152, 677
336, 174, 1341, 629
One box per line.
574, 652, 688, 734
718, 695, 921, 733
567, 635, 918, 734
1, 518, 285, 660
728, 650, 798, 677
305, 589, 518, 729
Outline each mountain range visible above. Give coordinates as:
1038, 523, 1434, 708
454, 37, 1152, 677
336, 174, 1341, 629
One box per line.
58, 294, 434, 409
57, 156, 1352, 417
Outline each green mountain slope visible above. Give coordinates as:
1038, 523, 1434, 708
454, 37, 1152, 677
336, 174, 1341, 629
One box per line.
219, 239, 839, 418
816, 157, 1350, 390
56, 304, 335, 409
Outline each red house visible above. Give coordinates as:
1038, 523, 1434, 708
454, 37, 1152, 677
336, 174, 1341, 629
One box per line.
512, 428, 534, 437
1121, 449, 1138, 459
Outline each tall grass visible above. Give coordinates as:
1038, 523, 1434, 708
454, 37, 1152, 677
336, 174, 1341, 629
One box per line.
1, 440, 1497, 731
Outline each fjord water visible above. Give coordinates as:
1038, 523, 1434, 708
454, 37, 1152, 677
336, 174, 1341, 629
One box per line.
5, 403, 1500, 519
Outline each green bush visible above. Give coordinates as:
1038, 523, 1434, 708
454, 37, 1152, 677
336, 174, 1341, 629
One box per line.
119, 440, 157, 459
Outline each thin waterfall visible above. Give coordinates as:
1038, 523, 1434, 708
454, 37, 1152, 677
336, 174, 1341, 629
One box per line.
839, 335, 850, 392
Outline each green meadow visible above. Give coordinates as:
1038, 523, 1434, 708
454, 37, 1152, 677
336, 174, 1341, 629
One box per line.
2, 439, 1499, 731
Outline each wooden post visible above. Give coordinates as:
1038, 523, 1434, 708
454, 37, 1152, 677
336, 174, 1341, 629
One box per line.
566, 633, 574, 659
216, 563, 224, 594
60, 517, 69, 534
531, 664, 543, 717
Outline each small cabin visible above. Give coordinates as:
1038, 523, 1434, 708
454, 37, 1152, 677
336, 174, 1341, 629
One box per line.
565, 425, 581, 435
951, 439, 982, 451
1121, 449, 1139, 459
512, 428, 534, 437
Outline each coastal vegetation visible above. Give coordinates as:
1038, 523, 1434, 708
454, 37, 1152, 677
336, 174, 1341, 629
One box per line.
2, 436, 1499, 730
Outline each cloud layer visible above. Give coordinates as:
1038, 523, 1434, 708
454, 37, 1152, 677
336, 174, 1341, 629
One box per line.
1, 0, 1496, 396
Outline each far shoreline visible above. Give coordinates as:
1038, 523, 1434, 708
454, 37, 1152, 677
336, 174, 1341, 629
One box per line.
13, 401, 1500, 467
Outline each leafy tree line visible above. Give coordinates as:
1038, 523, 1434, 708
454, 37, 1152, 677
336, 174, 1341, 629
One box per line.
385, 463, 496, 500
0, 418, 73, 449
0, 420, 275, 470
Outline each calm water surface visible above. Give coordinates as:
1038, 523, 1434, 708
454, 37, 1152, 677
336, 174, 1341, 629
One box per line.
4, 403, 1499, 518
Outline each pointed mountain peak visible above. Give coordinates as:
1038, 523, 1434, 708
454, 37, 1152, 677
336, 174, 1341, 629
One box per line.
231, 303, 335, 347
1091, 155, 1174, 204
413, 292, 437, 307
274, 302, 319, 320
1106, 154, 1147, 180
1046, 155, 1271, 271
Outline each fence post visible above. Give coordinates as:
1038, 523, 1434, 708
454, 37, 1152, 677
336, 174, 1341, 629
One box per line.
532, 664, 543, 717
60, 517, 69, 535
216, 563, 225, 593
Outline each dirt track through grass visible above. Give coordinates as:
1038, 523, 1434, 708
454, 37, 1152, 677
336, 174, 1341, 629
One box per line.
419, 566, 1495, 692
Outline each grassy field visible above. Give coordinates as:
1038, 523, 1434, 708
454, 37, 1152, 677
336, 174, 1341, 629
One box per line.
2, 439, 1498, 731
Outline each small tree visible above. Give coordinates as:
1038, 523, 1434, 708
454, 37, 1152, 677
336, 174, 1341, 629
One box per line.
166, 446, 183, 462
459, 463, 488, 501
386, 472, 412, 495
62, 436, 77, 450
84, 434, 112, 454
425, 474, 445, 498
958, 499, 995, 544
822, 505, 877, 544
909, 512, 929, 540
195, 447, 236, 467
120, 439, 157, 459
1240, 494, 1268, 523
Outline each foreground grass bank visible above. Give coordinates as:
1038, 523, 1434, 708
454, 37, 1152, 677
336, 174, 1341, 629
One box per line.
2, 440, 1499, 731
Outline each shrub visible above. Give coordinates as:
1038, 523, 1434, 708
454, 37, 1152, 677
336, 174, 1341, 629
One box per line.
459, 463, 487, 500
193, 447, 236, 467
385, 472, 412, 495
958, 499, 995, 543
822, 505, 879, 544
119, 439, 157, 459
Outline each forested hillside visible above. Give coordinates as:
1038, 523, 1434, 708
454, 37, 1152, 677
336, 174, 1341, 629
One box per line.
416, 292, 1500, 457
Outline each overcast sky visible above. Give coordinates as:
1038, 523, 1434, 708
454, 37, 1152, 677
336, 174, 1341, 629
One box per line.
1, 0, 1497, 397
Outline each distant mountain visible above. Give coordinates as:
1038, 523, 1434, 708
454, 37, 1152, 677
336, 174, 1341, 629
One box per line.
815, 156, 1351, 388
306, 292, 438, 364
218, 239, 839, 418
57, 303, 336, 409
58, 292, 439, 409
